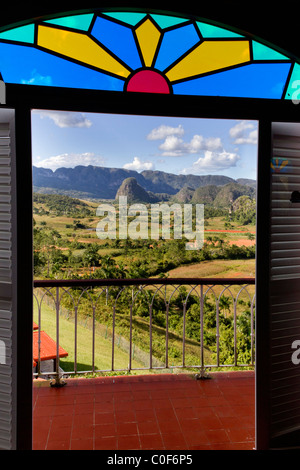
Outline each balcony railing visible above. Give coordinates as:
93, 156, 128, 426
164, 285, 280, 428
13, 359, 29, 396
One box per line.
33, 277, 255, 385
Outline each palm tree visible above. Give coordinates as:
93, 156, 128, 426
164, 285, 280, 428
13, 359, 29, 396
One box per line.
219, 295, 231, 318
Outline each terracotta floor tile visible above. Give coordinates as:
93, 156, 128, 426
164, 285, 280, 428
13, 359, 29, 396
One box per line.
34, 405, 55, 418
205, 428, 230, 445
72, 412, 94, 426
139, 433, 164, 450
135, 409, 156, 422
117, 434, 141, 450
71, 423, 94, 440
179, 418, 204, 433
95, 411, 115, 425
33, 372, 255, 451
94, 436, 118, 450
73, 402, 94, 414
95, 401, 114, 413
70, 438, 94, 450
94, 423, 116, 438
113, 391, 133, 402
155, 407, 177, 422
137, 420, 160, 435
158, 419, 182, 434
46, 439, 70, 450
114, 409, 136, 423
161, 431, 187, 449
116, 422, 138, 436
52, 404, 75, 416
133, 399, 154, 411
184, 430, 211, 448
175, 407, 197, 420
195, 415, 223, 430
226, 426, 255, 443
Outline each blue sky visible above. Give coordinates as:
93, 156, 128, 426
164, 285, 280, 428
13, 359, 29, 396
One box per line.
31, 110, 258, 180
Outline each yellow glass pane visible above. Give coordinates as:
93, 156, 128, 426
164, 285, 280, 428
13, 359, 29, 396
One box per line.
37, 25, 131, 78
166, 40, 250, 82
136, 19, 161, 67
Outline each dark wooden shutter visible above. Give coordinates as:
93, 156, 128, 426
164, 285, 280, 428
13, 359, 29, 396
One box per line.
270, 122, 300, 448
0, 110, 16, 450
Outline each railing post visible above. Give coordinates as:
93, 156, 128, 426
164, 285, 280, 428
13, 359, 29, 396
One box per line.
216, 298, 220, 368
37, 299, 41, 377
182, 302, 186, 367
195, 283, 210, 379
112, 305, 115, 371
74, 306, 78, 375
51, 286, 66, 387
129, 304, 133, 371
92, 305, 96, 373
149, 304, 153, 369
165, 304, 169, 369
251, 298, 255, 366
234, 300, 237, 367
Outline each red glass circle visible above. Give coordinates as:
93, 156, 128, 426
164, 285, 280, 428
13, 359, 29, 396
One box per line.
126, 70, 170, 94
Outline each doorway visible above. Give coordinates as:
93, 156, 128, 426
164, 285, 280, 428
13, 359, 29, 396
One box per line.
30, 109, 258, 449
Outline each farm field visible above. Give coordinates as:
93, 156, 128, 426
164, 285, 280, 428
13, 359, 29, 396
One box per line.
33, 193, 256, 280
33, 192, 256, 375
168, 258, 255, 279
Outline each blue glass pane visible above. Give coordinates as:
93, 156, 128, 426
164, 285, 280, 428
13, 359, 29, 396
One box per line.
173, 63, 291, 99
92, 16, 142, 70
155, 24, 200, 71
0, 42, 124, 91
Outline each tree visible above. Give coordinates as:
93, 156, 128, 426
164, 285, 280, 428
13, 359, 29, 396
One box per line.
82, 243, 100, 267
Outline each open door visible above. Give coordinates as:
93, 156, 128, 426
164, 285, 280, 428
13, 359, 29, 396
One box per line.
0, 108, 17, 450
268, 122, 300, 448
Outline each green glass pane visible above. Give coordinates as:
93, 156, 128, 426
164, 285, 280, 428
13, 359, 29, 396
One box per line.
252, 41, 289, 61
0, 24, 35, 43
44, 14, 94, 31
150, 14, 188, 29
285, 63, 300, 100
197, 21, 243, 38
103, 12, 146, 26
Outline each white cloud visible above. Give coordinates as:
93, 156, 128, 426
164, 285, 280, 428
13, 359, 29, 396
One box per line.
234, 129, 258, 145
34, 152, 105, 171
123, 157, 154, 171
34, 110, 93, 128
147, 123, 224, 157
189, 135, 223, 153
147, 124, 184, 140
229, 121, 258, 145
159, 134, 223, 157
159, 135, 185, 156
21, 71, 52, 86
181, 150, 240, 174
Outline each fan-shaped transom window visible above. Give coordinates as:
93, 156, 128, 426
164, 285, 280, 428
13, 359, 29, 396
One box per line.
0, 9, 298, 99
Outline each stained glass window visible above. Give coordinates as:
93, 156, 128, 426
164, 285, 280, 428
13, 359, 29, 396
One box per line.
0, 10, 297, 99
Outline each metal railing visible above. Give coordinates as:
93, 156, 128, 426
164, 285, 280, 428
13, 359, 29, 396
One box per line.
33, 277, 255, 385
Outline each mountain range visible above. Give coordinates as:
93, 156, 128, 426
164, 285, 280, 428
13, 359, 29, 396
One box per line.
32, 165, 256, 201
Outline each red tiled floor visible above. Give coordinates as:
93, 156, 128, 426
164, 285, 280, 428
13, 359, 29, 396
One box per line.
32, 370, 255, 450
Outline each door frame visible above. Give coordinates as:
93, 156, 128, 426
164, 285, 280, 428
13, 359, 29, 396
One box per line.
6, 81, 300, 449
